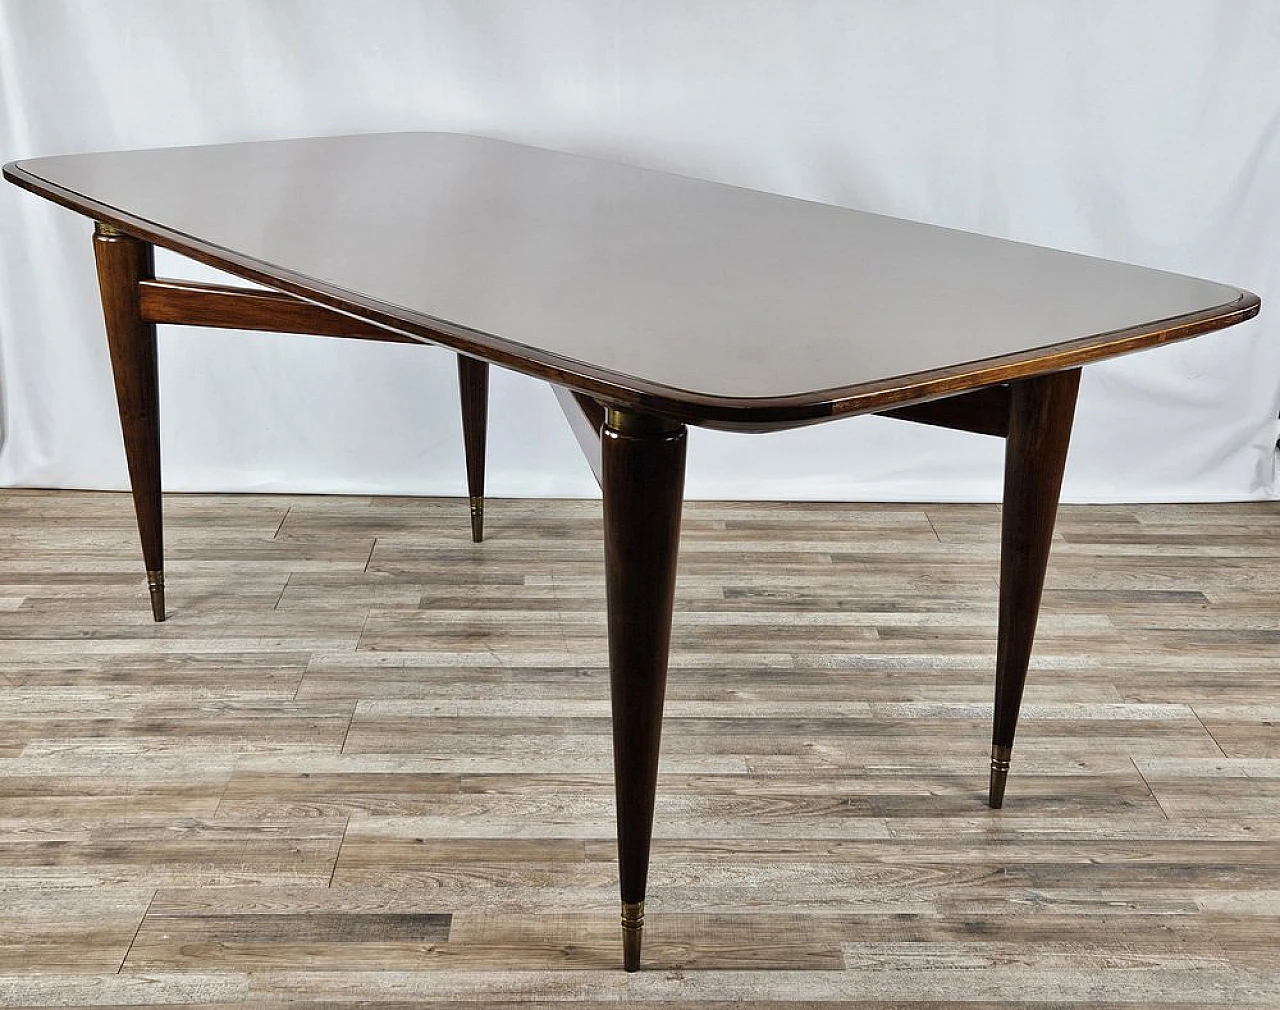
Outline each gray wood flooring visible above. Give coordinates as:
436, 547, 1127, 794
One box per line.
0, 490, 1277, 1007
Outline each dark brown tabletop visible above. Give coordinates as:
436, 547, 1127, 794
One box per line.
4, 132, 1258, 429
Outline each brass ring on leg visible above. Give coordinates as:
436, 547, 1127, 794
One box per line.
146, 569, 166, 623
468, 495, 484, 543
621, 899, 645, 972
988, 743, 1012, 809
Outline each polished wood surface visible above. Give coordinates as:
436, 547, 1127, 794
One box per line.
92, 226, 165, 622
0, 490, 1276, 1004
601, 411, 688, 970
456, 356, 489, 543
138, 277, 418, 342
877, 384, 1011, 438
552, 387, 606, 485
990, 368, 1082, 807
4, 134, 1258, 428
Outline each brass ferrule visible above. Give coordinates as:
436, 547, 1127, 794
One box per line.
621, 899, 645, 972
469, 496, 484, 517
990, 743, 1012, 773
94, 221, 125, 237
145, 569, 166, 622
621, 899, 645, 932
604, 408, 681, 436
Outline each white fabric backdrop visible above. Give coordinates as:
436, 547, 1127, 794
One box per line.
1, 0, 1276, 502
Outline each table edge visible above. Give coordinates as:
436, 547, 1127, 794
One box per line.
4, 157, 1261, 432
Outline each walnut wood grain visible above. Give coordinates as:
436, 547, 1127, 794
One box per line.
92, 225, 165, 622
457, 356, 489, 542
602, 410, 688, 970
876, 384, 1011, 437
552, 386, 606, 486
990, 368, 1082, 807
137, 278, 418, 342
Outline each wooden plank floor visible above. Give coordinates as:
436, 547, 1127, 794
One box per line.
0, 489, 1278, 1007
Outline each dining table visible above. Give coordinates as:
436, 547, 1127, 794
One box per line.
3, 132, 1260, 970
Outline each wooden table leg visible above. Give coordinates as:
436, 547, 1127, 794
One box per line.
989, 368, 1081, 807
601, 407, 686, 971
92, 223, 165, 622
457, 355, 489, 542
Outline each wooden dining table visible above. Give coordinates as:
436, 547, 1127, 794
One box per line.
3, 132, 1260, 970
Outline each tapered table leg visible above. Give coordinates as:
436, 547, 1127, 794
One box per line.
92, 223, 165, 622
457, 355, 489, 542
601, 407, 687, 972
989, 368, 1081, 807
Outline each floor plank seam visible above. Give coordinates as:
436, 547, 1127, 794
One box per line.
1192, 705, 1233, 759
115, 888, 158, 974
211, 758, 239, 819
327, 814, 350, 889
1129, 755, 1170, 821
352, 605, 375, 656
289, 662, 307, 702
272, 573, 291, 613
336, 698, 359, 755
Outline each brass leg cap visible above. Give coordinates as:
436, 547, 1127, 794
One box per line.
621, 900, 644, 972
988, 766, 1008, 809
469, 496, 484, 543
146, 570, 166, 623
988, 744, 1012, 809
